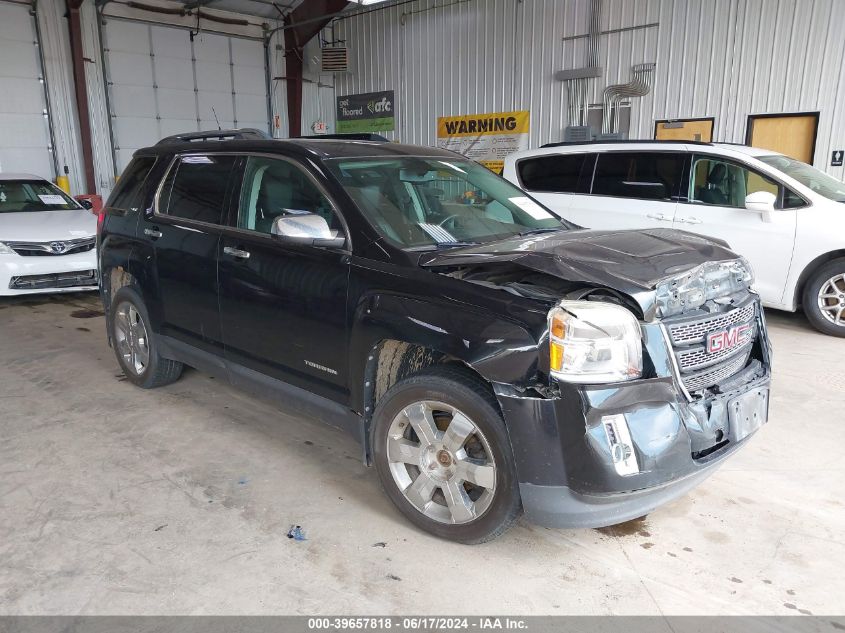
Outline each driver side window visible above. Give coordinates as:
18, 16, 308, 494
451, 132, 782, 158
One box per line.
689, 156, 779, 209
238, 156, 342, 237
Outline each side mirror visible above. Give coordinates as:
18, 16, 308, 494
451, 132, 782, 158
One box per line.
77, 198, 94, 210
745, 191, 777, 223
271, 212, 345, 248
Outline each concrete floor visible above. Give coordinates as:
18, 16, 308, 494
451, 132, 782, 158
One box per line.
0, 292, 843, 616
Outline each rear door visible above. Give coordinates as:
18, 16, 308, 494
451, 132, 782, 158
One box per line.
141, 153, 237, 355
675, 154, 798, 305
567, 151, 685, 230
218, 154, 351, 404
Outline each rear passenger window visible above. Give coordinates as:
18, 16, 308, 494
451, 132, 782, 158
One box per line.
517, 154, 593, 193
592, 152, 684, 201
157, 154, 237, 224
108, 156, 156, 211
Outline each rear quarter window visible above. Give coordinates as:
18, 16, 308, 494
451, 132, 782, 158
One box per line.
517, 153, 593, 193
107, 156, 158, 211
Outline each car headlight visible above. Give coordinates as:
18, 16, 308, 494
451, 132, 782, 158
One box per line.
548, 300, 643, 383
0, 242, 15, 255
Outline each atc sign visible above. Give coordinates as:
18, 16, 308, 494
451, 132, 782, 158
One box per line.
706, 324, 752, 354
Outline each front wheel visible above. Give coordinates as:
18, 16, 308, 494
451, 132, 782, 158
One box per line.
371, 366, 522, 544
803, 258, 845, 337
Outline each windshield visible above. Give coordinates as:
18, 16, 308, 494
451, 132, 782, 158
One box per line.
0, 180, 79, 213
325, 157, 568, 248
758, 155, 845, 203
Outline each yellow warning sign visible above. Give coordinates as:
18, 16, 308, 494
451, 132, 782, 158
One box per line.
436, 110, 530, 173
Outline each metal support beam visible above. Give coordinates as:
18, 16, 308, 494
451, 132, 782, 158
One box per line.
282, 0, 348, 137
66, 0, 97, 192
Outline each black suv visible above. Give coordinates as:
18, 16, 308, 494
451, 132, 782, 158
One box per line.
98, 130, 772, 543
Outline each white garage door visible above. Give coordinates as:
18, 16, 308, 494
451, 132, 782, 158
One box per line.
102, 19, 269, 172
0, 1, 55, 179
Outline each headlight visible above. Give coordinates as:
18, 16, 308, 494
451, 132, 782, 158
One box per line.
548, 300, 643, 383
0, 242, 15, 255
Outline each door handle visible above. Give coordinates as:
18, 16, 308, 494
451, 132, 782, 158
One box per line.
646, 213, 672, 222
144, 227, 162, 239
678, 216, 703, 225
223, 246, 251, 259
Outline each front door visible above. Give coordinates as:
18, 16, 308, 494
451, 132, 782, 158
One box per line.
218, 155, 351, 404
143, 153, 238, 355
674, 154, 797, 306
566, 151, 685, 230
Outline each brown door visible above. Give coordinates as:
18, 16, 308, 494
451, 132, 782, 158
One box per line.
654, 118, 714, 142
746, 113, 818, 164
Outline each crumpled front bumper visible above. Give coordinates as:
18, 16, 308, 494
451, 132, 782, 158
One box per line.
495, 312, 772, 529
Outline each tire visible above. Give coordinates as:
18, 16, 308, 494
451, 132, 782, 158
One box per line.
110, 286, 183, 388
802, 258, 845, 337
371, 364, 522, 544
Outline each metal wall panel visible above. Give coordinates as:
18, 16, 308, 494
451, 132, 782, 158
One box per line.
0, 1, 55, 180
335, 0, 845, 175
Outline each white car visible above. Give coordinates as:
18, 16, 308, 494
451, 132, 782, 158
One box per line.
504, 142, 845, 336
0, 173, 98, 296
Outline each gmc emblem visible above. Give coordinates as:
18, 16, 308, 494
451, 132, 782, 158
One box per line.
707, 324, 752, 353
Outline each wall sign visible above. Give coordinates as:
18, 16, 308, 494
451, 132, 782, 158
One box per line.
435, 110, 530, 174
336, 90, 395, 134
832, 150, 844, 167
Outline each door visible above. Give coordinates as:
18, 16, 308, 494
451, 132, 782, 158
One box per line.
0, 1, 55, 180
655, 118, 714, 142
218, 155, 350, 404
143, 153, 238, 354
102, 20, 270, 173
566, 151, 685, 229
674, 154, 798, 305
746, 113, 818, 164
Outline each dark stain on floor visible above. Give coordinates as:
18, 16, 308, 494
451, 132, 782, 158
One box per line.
596, 515, 649, 537
76, 327, 91, 332
70, 309, 104, 319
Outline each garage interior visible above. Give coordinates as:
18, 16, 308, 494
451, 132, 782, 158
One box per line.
2, 0, 845, 619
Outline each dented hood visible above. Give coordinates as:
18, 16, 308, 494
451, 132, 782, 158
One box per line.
420, 228, 740, 316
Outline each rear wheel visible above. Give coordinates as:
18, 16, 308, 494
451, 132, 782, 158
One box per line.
371, 366, 521, 543
110, 286, 183, 388
803, 259, 845, 337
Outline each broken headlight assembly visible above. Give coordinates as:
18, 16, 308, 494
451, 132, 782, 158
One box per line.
654, 257, 754, 318
548, 300, 643, 383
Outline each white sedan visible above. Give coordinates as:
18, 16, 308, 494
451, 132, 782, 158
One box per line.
0, 173, 98, 296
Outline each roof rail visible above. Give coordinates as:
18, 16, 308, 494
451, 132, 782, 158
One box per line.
298, 133, 390, 142
540, 139, 715, 149
156, 128, 271, 145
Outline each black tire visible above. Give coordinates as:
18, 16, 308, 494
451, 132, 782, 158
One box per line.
802, 258, 845, 337
371, 364, 522, 544
110, 286, 183, 388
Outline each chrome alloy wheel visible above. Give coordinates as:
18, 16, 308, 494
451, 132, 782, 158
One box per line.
817, 274, 845, 326
386, 400, 496, 525
114, 302, 150, 375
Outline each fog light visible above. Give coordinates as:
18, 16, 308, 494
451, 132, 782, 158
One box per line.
602, 414, 639, 476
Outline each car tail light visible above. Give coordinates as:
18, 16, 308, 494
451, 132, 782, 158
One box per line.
96, 211, 105, 237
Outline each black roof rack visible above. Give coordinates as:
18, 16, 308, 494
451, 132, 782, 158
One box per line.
156, 128, 271, 145
298, 133, 390, 142
539, 139, 715, 149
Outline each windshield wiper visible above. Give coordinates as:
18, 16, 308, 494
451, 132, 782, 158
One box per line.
518, 227, 566, 237
409, 241, 480, 251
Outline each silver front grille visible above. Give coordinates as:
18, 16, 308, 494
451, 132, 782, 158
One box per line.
682, 352, 751, 392
5, 237, 95, 257
668, 302, 756, 345
664, 299, 758, 393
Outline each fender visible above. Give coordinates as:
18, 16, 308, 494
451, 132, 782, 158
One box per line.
347, 291, 548, 416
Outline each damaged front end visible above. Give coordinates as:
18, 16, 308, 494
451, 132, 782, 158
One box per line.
429, 250, 772, 529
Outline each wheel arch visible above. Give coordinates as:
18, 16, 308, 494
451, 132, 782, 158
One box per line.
794, 249, 845, 308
